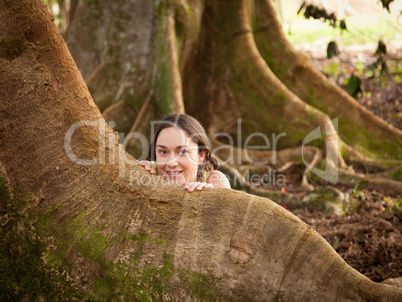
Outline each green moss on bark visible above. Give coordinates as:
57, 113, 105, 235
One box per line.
0, 37, 26, 61
340, 120, 402, 160
179, 269, 224, 301
0, 178, 87, 301
390, 167, 402, 181
152, 2, 176, 115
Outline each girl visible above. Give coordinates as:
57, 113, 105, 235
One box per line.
139, 114, 231, 192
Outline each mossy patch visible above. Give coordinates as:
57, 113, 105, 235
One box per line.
387, 166, 402, 181
301, 187, 345, 214
179, 268, 258, 301
93, 236, 175, 301
340, 119, 402, 160
0, 178, 87, 301
152, 2, 175, 115
0, 177, 177, 301
179, 269, 223, 301
0, 37, 26, 61
1, 177, 264, 300
273, 290, 286, 302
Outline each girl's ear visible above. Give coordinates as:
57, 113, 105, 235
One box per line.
199, 150, 207, 162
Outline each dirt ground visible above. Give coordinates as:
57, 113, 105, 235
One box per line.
289, 40, 402, 282
296, 189, 401, 282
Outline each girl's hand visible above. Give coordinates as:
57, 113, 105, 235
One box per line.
138, 160, 156, 174
184, 182, 214, 192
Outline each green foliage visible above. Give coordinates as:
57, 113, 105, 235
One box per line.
375, 40, 387, 55
353, 183, 365, 201
323, 62, 340, 78
383, 197, 402, 214
301, 187, 344, 214
342, 192, 364, 215
44, 0, 62, 28
346, 73, 362, 98
389, 58, 402, 83
326, 41, 339, 59
369, 41, 388, 77
286, 0, 399, 47
297, 1, 347, 31
379, 0, 395, 12
356, 61, 364, 74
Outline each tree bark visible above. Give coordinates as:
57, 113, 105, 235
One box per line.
64, 0, 402, 185
1, 0, 402, 300
250, 0, 402, 160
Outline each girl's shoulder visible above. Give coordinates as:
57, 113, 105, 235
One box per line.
206, 170, 231, 188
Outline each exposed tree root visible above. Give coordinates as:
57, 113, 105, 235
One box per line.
276, 161, 295, 173
336, 167, 402, 193
199, 0, 401, 196
251, 0, 402, 159
301, 146, 321, 191
73, 0, 401, 207
3, 0, 402, 299
210, 121, 401, 202
326, 185, 345, 202
218, 160, 349, 215
341, 143, 402, 170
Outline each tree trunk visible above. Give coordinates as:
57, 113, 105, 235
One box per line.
250, 0, 402, 160
64, 0, 401, 191
0, 0, 401, 300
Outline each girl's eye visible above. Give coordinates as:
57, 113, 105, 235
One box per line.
179, 150, 187, 154
158, 150, 167, 155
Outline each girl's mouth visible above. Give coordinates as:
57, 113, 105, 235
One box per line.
165, 171, 183, 177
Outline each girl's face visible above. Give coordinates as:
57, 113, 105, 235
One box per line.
155, 127, 204, 185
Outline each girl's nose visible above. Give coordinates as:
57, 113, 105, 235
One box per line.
166, 155, 179, 167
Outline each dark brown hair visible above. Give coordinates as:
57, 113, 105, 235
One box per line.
148, 114, 219, 180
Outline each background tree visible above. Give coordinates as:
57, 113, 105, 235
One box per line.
64, 0, 401, 194
1, 0, 401, 301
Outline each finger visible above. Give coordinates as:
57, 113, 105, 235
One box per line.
195, 182, 205, 191
187, 182, 199, 192
150, 168, 155, 174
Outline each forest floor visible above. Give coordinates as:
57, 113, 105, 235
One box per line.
283, 40, 401, 283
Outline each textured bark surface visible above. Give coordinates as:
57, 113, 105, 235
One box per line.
1, 0, 402, 301
250, 0, 402, 159
64, 0, 401, 189
62, 0, 401, 195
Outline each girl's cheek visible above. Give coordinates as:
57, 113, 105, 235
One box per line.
156, 158, 166, 169
185, 153, 198, 166
180, 156, 195, 168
